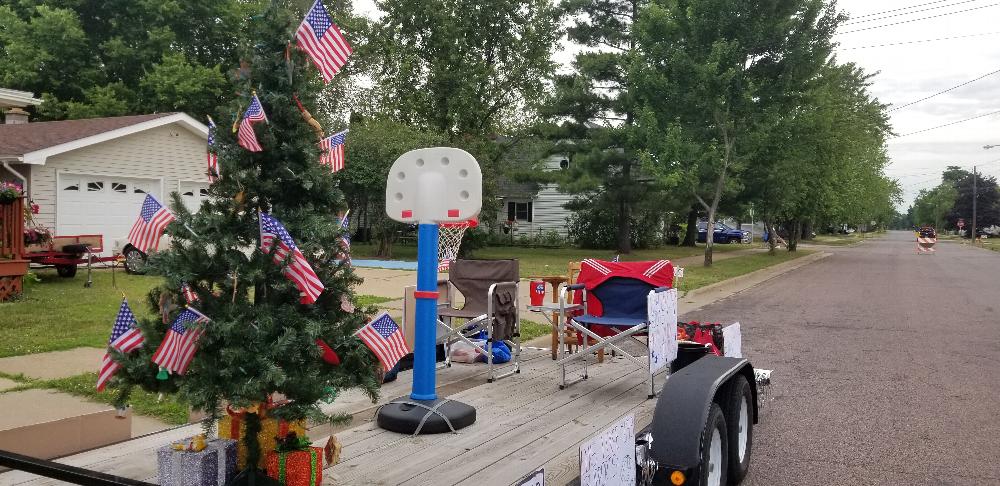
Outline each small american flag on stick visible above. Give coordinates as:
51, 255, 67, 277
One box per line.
237, 94, 268, 152
339, 209, 351, 262
151, 307, 210, 376
296, 0, 352, 83
259, 210, 325, 304
181, 282, 199, 304
207, 116, 220, 182
356, 312, 409, 370
96, 299, 145, 391
320, 129, 348, 172
128, 194, 174, 253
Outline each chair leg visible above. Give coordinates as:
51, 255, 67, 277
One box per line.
551, 320, 559, 360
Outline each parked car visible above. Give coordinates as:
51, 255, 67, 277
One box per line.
697, 222, 751, 244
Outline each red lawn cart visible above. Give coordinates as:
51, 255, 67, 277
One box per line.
24, 234, 121, 286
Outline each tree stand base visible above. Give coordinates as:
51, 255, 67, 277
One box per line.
376, 398, 476, 434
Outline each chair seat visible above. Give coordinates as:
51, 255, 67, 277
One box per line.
438, 306, 486, 320
573, 314, 647, 328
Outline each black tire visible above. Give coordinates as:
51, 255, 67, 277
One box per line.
56, 265, 77, 278
123, 246, 148, 275
697, 403, 728, 486
723, 376, 753, 485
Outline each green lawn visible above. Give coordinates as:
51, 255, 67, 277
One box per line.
0, 269, 396, 358
809, 234, 865, 246
679, 250, 811, 290
352, 243, 748, 278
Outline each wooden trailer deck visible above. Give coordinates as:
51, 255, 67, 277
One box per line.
0, 347, 662, 486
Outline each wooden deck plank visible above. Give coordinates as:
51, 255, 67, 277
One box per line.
329, 358, 643, 484
0, 350, 549, 485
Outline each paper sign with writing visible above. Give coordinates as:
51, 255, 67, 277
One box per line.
580, 414, 636, 486
515, 468, 544, 486
723, 322, 742, 358
674, 266, 684, 278
647, 288, 678, 374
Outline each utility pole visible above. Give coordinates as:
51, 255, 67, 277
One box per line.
972, 165, 977, 242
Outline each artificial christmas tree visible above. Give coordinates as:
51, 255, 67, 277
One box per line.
110, 1, 379, 481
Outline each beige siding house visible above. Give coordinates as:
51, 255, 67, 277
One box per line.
0, 112, 209, 255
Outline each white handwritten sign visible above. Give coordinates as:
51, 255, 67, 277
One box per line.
723, 322, 742, 358
647, 288, 678, 374
580, 414, 636, 486
515, 468, 544, 486
674, 266, 684, 278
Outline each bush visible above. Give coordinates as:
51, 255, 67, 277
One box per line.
566, 199, 661, 249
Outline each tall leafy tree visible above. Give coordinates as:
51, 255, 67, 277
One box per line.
111, 2, 379, 476
945, 169, 1000, 233
541, 0, 659, 253
633, 0, 840, 264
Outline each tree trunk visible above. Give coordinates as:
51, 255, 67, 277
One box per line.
617, 197, 632, 254
704, 210, 716, 266
763, 217, 776, 255
682, 205, 698, 247
787, 219, 800, 252
801, 220, 814, 240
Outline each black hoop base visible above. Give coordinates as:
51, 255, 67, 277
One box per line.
376, 398, 477, 435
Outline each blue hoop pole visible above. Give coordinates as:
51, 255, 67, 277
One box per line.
411, 223, 439, 401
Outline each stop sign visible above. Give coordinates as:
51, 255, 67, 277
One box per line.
958, 218, 966, 228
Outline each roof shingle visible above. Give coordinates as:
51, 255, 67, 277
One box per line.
0, 113, 174, 158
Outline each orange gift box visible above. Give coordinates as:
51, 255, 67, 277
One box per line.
265, 447, 323, 486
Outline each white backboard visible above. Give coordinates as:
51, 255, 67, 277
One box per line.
647, 288, 678, 374
580, 414, 636, 486
385, 147, 482, 224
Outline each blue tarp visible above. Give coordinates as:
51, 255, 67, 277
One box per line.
351, 259, 419, 270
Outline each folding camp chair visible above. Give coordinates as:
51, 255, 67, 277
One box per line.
557, 259, 674, 397
438, 259, 521, 382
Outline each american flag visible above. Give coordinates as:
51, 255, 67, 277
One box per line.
259, 211, 325, 304
207, 116, 220, 182
355, 312, 409, 370
238, 94, 267, 152
151, 307, 209, 375
295, 0, 352, 83
319, 130, 348, 172
339, 209, 351, 259
128, 194, 175, 253
181, 282, 199, 304
96, 299, 145, 391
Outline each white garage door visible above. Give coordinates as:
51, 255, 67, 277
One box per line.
56, 173, 162, 255
178, 181, 210, 214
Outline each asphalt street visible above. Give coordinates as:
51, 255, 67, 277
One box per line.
683, 231, 1000, 485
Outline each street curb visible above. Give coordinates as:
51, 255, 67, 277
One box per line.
678, 251, 831, 315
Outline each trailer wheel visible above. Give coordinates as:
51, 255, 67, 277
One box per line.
724, 376, 753, 484
123, 246, 148, 275
697, 403, 728, 486
56, 265, 77, 278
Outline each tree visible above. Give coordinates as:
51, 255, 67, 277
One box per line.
539, 0, 670, 253
946, 170, 1000, 234
634, 0, 840, 264
0, 0, 248, 119
339, 118, 446, 257
112, 2, 379, 476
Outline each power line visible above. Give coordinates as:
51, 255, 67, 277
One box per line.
850, 0, 964, 19
837, 31, 1000, 50
844, 0, 982, 25
894, 109, 1000, 138
839, 3, 999, 34
888, 68, 1000, 112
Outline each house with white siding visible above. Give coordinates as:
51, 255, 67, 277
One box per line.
0, 111, 209, 255
496, 154, 574, 239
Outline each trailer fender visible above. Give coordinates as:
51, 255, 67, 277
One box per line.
648, 355, 758, 469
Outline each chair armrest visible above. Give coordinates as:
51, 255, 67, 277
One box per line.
566, 283, 586, 291
653, 286, 671, 293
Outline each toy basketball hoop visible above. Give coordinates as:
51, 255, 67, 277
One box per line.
438, 218, 477, 271
378, 147, 482, 434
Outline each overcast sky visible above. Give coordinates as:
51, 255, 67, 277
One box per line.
353, 0, 1000, 208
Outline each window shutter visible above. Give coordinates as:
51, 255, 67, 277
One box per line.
527, 202, 533, 222
507, 202, 516, 221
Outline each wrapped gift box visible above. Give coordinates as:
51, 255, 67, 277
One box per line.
265, 447, 323, 486
157, 438, 237, 486
219, 409, 306, 470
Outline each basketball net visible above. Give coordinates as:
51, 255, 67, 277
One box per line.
438, 218, 478, 271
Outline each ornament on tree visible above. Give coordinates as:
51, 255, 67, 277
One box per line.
315, 339, 341, 366
340, 294, 354, 313
293, 94, 325, 141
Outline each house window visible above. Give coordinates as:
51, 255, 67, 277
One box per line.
133, 187, 147, 194
111, 182, 127, 193
506, 201, 533, 222
87, 181, 104, 192
199, 188, 209, 197
63, 183, 79, 191
182, 190, 195, 196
